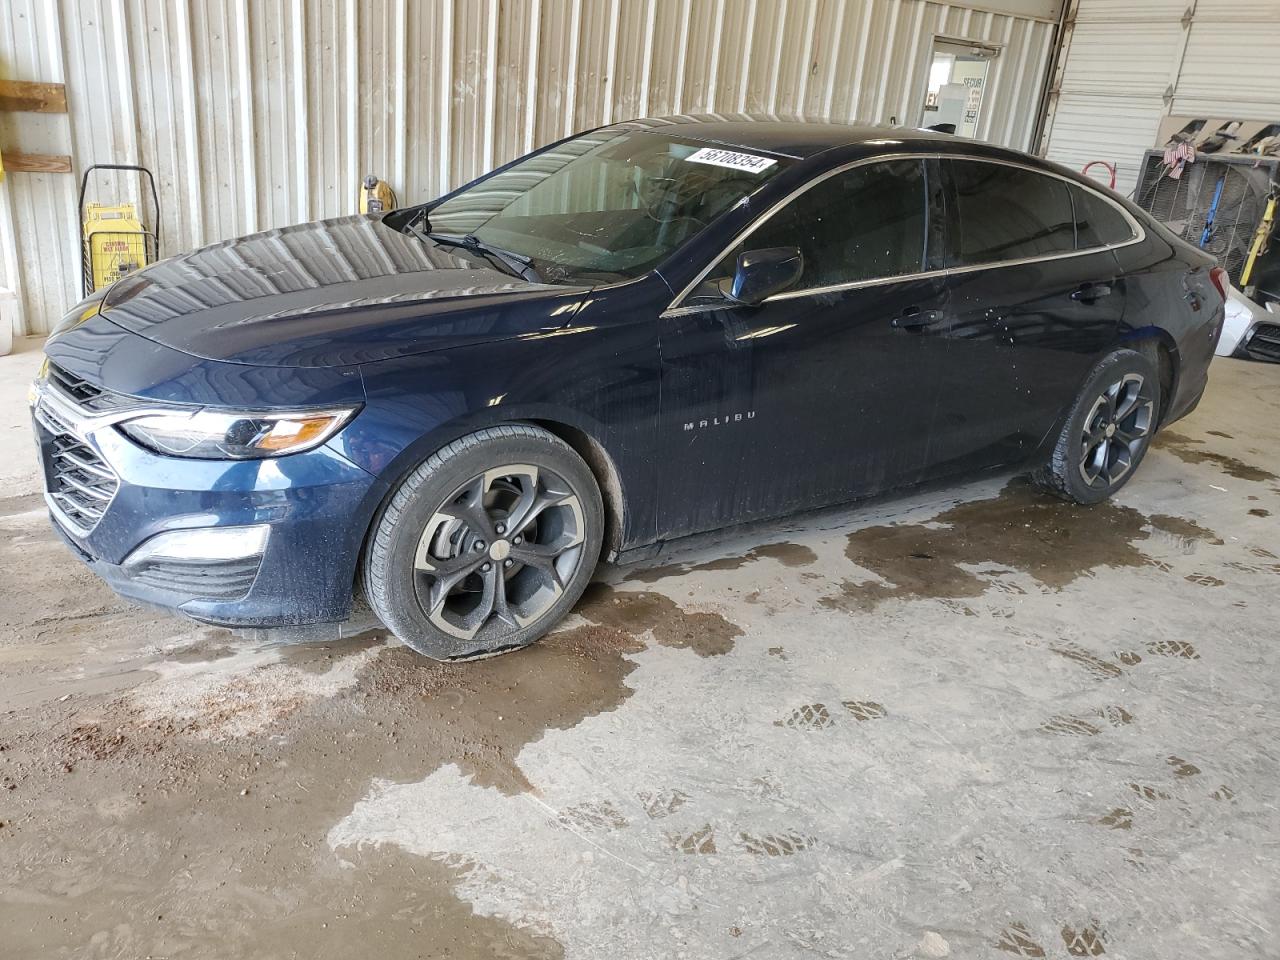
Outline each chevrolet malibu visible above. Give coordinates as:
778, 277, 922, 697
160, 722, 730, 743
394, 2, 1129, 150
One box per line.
31, 117, 1226, 660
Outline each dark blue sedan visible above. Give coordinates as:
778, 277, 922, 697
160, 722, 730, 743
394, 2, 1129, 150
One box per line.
31, 117, 1226, 659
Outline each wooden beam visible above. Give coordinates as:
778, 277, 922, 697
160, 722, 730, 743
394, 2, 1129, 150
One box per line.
0, 79, 68, 114
1, 152, 73, 174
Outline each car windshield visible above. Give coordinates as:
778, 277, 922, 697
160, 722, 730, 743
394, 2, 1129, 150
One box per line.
420, 128, 789, 284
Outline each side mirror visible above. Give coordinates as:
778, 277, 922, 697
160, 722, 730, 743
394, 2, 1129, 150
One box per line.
717, 246, 803, 306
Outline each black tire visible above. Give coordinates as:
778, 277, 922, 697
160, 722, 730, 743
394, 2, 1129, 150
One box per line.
1034, 348, 1162, 505
362, 424, 604, 660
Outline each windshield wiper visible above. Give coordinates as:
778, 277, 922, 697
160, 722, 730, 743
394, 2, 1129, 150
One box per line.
426, 232, 542, 283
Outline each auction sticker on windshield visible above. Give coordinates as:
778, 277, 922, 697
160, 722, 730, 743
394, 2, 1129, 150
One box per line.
685, 147, 777, 173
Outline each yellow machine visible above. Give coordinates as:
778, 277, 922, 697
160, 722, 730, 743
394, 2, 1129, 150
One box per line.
359, 175, 397, 214
83, 202, 149, 291
78, 163, 160, 296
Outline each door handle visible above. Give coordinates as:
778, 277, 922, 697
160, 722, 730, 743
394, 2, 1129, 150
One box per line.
891, 306, 945, 329
1071, 281, 1114, 302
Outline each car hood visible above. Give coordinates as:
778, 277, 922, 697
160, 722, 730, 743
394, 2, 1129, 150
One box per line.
98, 214, 590, 367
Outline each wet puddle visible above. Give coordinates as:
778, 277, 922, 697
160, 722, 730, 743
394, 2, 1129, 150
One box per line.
628, 541, 817, 583
821, 483, 1223, 613
1154, 431, 1278, 483
1146, 514, 1224, 547
575, 582, 743, 657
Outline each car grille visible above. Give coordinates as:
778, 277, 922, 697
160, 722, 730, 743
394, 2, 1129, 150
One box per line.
33, 369, 123, 537
1245, 322, 1280, 363
126, 556, 262, 601
47, 362, 130, 411
45, 433, 119, 535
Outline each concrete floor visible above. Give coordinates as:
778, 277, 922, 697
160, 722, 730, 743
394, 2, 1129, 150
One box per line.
1, 336, 1278, 959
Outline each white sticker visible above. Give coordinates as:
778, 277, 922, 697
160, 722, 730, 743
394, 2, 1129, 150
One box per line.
685, 146, 777, 174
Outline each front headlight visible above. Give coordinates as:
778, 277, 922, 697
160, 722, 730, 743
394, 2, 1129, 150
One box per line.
118, 407, 358, 459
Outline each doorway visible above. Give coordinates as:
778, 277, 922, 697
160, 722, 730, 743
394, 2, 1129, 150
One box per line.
921, 39, 1000, 138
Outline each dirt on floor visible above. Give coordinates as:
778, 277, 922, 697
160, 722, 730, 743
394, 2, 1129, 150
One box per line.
2, 341, 1279, 960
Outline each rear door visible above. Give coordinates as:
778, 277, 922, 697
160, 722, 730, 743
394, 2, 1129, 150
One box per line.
656, 157, 949, 540
926, 159, 1128, 477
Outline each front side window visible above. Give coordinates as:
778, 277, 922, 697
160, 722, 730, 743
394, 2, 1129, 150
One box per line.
1070, 184, 1137, 248
420, 128, 789, 283
706, 159, 929, 293
946, 159, 1077, 265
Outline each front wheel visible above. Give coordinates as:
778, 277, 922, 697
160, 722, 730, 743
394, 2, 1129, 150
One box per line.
1034, 348, 1161, 505
362, 425, 604, 660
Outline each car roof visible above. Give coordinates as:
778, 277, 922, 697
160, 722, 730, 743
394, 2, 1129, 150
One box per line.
616, 113, 978, 160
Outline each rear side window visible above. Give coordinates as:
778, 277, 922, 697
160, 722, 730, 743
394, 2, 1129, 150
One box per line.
1070, 185, 1136, 248
712, 159, 928, 291
945, 159, 1076, 265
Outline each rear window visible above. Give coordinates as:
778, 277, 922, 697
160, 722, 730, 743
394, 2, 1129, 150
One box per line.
945, 159, 1077, 266
1070, 185, 1136, 248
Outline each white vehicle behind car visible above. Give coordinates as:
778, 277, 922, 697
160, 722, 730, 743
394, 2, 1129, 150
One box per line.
1216, 284, 1280, 362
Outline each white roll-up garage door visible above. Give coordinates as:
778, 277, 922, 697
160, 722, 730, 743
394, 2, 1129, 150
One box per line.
1173, 1, 1280, 116
1043, 0, 1280, 196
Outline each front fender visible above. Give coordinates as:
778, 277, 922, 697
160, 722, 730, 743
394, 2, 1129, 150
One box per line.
340, 310, 661, 551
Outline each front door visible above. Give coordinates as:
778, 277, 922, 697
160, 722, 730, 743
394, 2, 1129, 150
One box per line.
656, 158, 950, 541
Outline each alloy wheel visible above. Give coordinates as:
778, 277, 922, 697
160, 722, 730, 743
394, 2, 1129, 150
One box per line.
1078, 372, 1154, 489
413, 463, 586, 641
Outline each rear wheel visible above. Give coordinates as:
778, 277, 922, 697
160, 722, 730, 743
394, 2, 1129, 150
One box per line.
363, 425, 604, 660
1034, 348, 1161, 505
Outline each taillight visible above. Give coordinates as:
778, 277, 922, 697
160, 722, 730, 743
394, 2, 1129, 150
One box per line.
1209, 266, 1229, 301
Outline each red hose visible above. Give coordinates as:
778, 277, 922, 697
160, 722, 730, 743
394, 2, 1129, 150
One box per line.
1081, 161, 1117, 190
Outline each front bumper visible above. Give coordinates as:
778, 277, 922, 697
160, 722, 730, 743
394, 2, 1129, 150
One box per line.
31, 388, 383, 627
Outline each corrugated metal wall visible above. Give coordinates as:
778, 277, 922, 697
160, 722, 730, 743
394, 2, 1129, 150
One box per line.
1042, 0, 1280, 196
2, 0, 1057, 336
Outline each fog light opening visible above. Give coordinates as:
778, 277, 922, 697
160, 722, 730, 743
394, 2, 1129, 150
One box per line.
124, 524, 270, 566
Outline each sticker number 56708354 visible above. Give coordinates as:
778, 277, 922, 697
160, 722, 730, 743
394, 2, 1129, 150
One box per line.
685, 147, 777, 174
